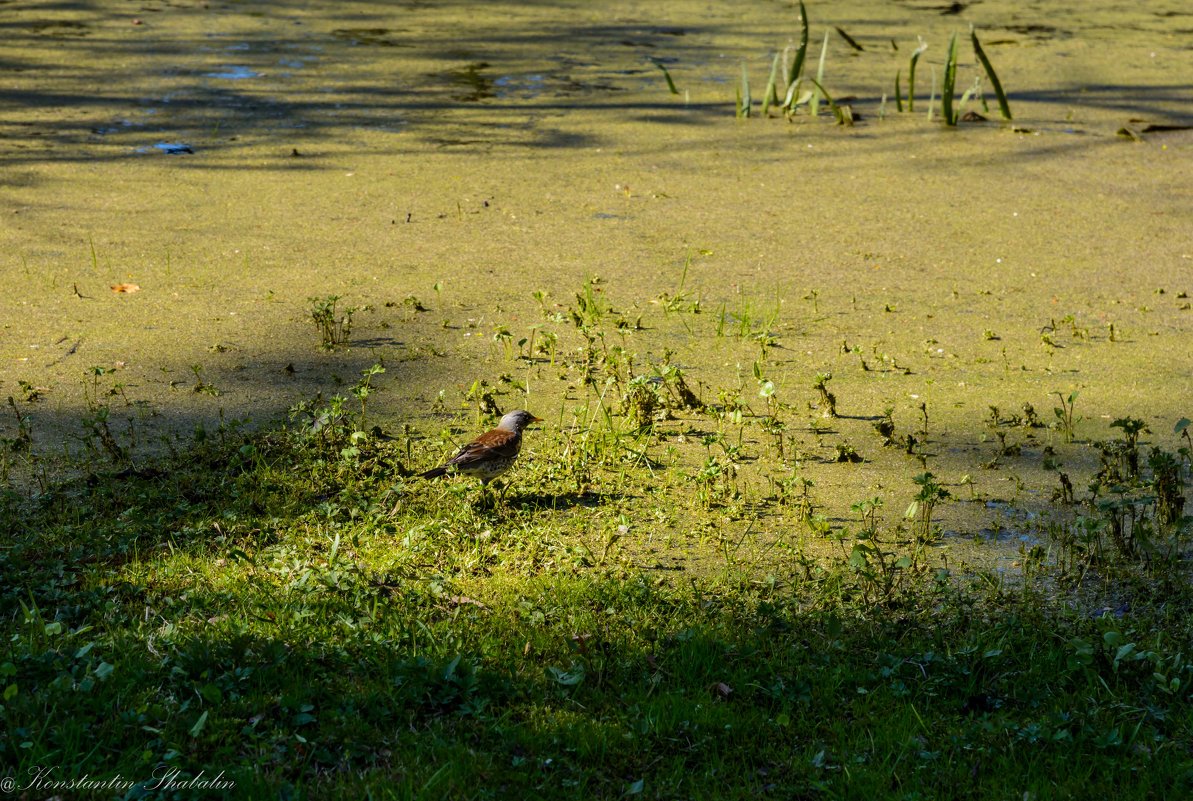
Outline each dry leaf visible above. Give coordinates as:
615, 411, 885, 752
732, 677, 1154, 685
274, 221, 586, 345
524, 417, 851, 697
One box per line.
111, 283, 141, 294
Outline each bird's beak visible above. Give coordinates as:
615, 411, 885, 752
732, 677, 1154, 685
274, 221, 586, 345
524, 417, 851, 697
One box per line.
531, 415, 543, 423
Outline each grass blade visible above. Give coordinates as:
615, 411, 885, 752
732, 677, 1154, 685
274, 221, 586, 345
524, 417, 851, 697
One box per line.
895, 67, 903, 112
810, 30, 829, 117
971, 27, 1012, 120
651, 59, 680, 95
808, 77, 850, 125
834, 26, 864, 52
928, 64, 937, 122
941, 33, 959, 125
958, 76, 980, 118
736, 62, 751, 118
762, 52, 781, 115
908, 37, 927, 112
788, 0, 809, 86
782, 77, 808, 117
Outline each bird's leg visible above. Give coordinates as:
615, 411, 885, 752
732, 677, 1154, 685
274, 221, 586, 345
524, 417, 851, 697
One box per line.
476, 479, 495, 509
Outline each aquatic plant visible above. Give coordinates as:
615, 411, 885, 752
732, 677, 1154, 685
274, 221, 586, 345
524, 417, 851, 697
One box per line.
651, 58, 680, 95
971, 27, 1012, 119
1053, 391, 1080, 443
810, 31, 830, 118
736, 62, 751, 118
941, 33, 959, 125
907, 471, 949, 542
906, 38, 928, 112
309, 295, 356, 349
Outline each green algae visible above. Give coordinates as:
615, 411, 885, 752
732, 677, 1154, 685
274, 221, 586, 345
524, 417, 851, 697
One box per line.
0, 0, 1191, 569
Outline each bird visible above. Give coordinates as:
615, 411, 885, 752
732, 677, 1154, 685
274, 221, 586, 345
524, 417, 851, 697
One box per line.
420, 409, 542, 486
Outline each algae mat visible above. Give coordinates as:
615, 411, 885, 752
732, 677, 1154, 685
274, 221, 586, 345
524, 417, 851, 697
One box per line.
1, 0, 1191, 498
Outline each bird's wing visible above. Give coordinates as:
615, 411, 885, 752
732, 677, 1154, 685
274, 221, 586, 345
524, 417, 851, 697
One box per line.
446, 429, 520, 467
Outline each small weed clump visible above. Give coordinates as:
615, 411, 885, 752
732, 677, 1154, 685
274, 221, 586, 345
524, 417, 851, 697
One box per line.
309, 294, 358, 350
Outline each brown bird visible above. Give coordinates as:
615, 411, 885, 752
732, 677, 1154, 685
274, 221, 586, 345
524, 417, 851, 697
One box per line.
420, 409, 542, 485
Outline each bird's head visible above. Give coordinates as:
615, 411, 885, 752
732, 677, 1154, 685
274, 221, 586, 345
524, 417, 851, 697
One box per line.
497, 409, 543, 432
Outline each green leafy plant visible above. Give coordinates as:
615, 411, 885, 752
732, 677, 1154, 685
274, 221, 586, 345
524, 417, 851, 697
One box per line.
906, 472, 950, 542
1054, 391, 1080, 443
813, 372, 837, 418
310, 295, 357, 349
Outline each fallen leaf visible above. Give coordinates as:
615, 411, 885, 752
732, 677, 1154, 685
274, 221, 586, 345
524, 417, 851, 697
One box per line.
111, 283, 141, 294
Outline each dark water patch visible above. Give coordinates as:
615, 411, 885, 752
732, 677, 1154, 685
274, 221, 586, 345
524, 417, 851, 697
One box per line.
331, 28, 409, 47
26, 20, 89, 37
91, 120, 139, 136
557, 79, 625, 94
1140, 123, 1193, 134
1001, 24, 1072, 40
206, 66, 260, 80
149, 142, 193, 154
444, 62, 494, 102
494, 74, 545, 99
425, 137, 490, 148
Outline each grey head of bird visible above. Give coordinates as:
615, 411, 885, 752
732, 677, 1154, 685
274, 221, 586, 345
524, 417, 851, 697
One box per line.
495, 409, 542, 432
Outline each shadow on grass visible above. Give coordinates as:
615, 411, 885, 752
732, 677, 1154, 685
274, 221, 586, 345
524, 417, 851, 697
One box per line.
2, 409, 1192, 797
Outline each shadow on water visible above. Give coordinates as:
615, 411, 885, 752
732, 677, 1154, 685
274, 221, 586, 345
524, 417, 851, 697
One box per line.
2, 0, 1190, 167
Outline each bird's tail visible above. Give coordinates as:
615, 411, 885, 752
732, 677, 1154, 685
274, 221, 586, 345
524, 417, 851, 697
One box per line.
420, 466, 449, 480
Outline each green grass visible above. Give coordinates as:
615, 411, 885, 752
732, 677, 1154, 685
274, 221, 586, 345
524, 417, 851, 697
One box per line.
2, 386, 1191, 798
2, 276, 1191, 798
